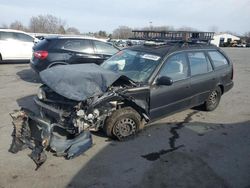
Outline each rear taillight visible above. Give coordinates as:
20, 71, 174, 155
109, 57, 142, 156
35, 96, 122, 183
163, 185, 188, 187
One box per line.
34, 51, 48, 60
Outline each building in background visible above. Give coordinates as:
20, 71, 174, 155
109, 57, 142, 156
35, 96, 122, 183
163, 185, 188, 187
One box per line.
211, 33, 240, 47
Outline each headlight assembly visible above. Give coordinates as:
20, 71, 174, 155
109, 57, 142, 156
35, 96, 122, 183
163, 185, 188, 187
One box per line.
37, 87, 46, 100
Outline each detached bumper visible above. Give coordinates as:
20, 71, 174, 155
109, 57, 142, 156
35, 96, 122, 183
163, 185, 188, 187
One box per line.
9, 109, 92, 170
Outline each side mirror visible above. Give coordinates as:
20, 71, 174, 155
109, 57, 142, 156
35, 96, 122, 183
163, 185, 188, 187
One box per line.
156, 76, 173, 86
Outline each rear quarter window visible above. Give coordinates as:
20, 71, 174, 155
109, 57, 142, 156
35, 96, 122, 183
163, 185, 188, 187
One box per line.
188, 52, 213, 76
208, 51, 229, 68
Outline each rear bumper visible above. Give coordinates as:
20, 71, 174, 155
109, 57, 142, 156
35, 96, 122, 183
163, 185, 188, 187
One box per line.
30, 59, 47, 73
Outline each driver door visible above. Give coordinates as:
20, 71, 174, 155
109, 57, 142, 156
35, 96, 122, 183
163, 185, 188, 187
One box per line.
150, 52, 192, 120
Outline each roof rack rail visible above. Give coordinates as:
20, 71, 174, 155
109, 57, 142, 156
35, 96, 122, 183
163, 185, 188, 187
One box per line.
129, 30, 214, 43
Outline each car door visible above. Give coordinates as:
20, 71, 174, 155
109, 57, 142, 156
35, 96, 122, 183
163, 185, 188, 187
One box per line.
14, 32, 34, 59
150, 52, 191, 120
187, 51, 217, 106
62, 39, 98, 64
0, 32, 22, 60
93, 40, 119, 65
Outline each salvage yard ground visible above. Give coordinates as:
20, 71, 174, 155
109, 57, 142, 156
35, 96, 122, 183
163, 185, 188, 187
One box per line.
0, 48, 250, 188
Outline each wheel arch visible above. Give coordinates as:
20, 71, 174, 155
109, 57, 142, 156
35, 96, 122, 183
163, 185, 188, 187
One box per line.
217, 84, 224, 95
47, 61, 68, 68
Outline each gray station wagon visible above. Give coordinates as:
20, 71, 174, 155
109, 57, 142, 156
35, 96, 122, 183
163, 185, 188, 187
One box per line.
9, 37, 233, 169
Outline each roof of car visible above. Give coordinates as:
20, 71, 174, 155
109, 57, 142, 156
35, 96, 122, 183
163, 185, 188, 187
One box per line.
128, 42, 218, 57
0, 29, 32, 35
45, 35, 108, 42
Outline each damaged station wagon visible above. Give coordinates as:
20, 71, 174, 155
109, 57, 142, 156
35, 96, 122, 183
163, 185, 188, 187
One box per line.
9, 31, 234, 168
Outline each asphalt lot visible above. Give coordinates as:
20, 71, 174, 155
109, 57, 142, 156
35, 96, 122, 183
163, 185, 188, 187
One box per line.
0, 48, 250, 188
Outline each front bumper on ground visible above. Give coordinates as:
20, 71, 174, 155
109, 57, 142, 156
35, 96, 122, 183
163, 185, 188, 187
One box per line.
9, 108, 92, 170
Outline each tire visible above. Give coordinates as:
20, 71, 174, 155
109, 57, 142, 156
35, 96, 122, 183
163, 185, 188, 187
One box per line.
0, 53, 2, 63
204, 87, 222, 111
104, 107, 144, 141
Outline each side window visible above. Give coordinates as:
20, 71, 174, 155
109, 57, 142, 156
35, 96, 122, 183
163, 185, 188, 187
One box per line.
208, 51, 229, 68
159, 53, 189, 81
93, 41, 119, 55
0, 32, 15, 40
188, 52, 213, 76
15, 33, 34, 42
61, 39, 94, 53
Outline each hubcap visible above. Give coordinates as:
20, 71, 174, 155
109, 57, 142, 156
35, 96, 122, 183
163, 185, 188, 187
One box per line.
113, 118, 136, 139
209, 91, 218, 104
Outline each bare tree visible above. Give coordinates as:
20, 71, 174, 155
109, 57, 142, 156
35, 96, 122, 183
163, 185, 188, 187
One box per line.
66, 27, 80, 35
243, 32, 250, 43
9, 20, 27, 31
97, 30, 107, 38
112, 26, 133, 39
29, 14, 66, 34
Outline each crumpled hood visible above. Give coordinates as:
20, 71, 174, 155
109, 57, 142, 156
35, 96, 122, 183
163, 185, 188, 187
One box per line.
39, 64, 122, 101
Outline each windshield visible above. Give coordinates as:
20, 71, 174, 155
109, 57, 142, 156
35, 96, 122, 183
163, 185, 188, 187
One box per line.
101, 49, 161, 82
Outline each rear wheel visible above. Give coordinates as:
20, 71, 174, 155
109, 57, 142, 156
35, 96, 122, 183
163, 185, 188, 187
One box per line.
104, 107, 144, 141
204, 87, 222, 111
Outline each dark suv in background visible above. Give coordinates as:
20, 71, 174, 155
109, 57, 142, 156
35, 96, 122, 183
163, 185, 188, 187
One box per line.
30, 36, 119, 72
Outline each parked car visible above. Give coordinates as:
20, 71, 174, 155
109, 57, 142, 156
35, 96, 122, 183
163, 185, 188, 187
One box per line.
30, 36, 120, 73
0, 29, 35, 62
10, 40, 233, 167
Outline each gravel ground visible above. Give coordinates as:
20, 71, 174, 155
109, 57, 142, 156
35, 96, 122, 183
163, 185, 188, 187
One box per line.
0, 48, 249, 188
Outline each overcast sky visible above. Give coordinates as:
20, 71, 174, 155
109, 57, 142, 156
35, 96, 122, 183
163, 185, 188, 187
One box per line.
0, 0, 249, 34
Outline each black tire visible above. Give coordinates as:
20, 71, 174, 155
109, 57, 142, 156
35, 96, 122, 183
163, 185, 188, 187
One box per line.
0, 53, 2, 62
104, 107, 144, 141
204, 87, 222, 111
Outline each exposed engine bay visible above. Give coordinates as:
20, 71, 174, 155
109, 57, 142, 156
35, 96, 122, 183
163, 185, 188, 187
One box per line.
9, 64, 149, 170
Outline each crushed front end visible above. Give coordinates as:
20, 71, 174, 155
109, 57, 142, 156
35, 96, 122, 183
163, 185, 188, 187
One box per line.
9, 102, 93, 170
9, 64, 149, 169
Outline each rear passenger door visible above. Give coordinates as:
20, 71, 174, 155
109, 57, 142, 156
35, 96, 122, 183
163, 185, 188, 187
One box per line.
187, 51, 217, 105
93, 40, 119, 64
62, 39, 96, 64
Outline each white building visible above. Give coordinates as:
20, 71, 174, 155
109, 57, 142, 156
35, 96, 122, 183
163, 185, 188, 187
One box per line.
211, 33, 240, 47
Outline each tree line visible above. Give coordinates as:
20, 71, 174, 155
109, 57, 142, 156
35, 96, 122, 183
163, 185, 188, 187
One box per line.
1, 14, 250, 40
1, 14, 80, 35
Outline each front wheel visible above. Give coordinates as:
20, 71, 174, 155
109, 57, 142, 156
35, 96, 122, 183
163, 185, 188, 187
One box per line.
104, 107, 144, 141
204, 87, 222, 111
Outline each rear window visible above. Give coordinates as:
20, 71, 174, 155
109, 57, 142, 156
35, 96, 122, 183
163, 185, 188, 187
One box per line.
208, 51, 229, 68
33, 38, 50, 50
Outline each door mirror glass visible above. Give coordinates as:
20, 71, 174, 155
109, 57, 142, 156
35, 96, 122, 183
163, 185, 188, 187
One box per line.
156, 76, 173, 86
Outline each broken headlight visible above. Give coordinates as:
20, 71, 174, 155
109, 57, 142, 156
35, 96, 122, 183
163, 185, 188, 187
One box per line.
37, 87, 46, 100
